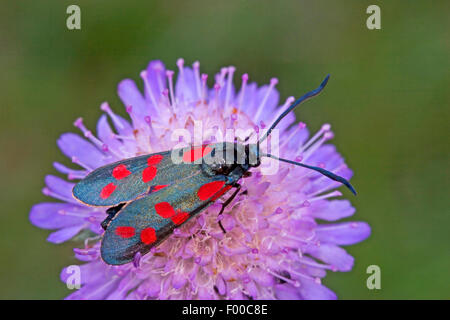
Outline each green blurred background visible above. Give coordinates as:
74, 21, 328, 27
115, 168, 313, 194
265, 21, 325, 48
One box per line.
0, 0, 448, 299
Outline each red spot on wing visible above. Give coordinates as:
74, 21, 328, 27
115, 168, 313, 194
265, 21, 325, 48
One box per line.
171, 211, 189, 225
100, 183, 116, 199
115, 226, 135, 238
211, 185, 232, 201
112, 164, 131, 180
182, 145, 213, 163
142, 166, 157, 183
140, 227, 157, 245
152, 185, 168, 192
197, 180, 226, 201
155, 202, 175, 218
147, 155, 164, 166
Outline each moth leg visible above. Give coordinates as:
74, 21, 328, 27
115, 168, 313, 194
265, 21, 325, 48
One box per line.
101, 203, 125, 230
218, 183, 241, 234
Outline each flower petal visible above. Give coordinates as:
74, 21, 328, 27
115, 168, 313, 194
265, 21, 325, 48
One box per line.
57, 133, 107, 169
96, 115, 124, 152
146, 273, 163, 297
145, 60, 166, 105
65, 279, 119, 300
45, 175, 76, 201
60, 261, 105, 285
239, 82, 258, 113
249, 268, 275, 287
255, 84, 280, 123
316, 222, 371, 245
176, 66, 199, 103
298, 279, 337, 300
29, 202, 86, 229
274, 284, 302, 300
305, 243, 354, 272
273, 111, 295, 134
118, 78, 152, 118
310, 199, 356, 221
286, 126, 310, 150
47, 224, 85, 244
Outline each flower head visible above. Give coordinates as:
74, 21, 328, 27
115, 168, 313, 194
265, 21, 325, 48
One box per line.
30, 59, 370, 299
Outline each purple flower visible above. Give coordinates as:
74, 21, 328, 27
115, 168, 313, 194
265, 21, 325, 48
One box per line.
30, 59, 370, 300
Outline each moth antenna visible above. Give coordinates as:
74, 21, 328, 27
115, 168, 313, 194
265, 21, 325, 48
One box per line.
263, 153, 356, 195
244, 131, 255, 143
259, 74, 330, 144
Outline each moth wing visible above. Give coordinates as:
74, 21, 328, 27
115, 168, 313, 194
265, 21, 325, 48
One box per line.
72, 145, 216, 207
100, 170, 232, 265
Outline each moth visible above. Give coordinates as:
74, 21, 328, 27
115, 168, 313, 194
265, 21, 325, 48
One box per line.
72, 75, 356, 265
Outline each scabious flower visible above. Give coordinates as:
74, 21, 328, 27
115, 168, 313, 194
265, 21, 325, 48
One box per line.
30, 59, 370, 300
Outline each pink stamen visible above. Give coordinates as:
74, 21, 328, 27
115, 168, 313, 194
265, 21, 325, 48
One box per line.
309, 190, 342, 202
318, 222, 357, 233
161, 88, 172, 109
166, 70, 176, 108
144, 116, 156, 137
214, 83, 221, 108
281, 229, 315, 243
71, 156, 93, 171
57, 209, 90, 218
73, 117, 122, 159
225, 66, 235, 109
42, 187, 74, 203
300, 123, 331, 155
216, 67, 228, 87
140, 70, 159, 109
193, 61, 202, 99
201, 73, 208, 101
253, 78, 278, 121
298, 258, 332, 270
152, 61, 165, 92
286, 267, 320, 283
67, 172, 86, 180
279, 118, 305, 149
266, 269, 300, 287
55, 166, 86, 180
73, 118, 98, 146
73, 248, 98, 256
100, 102, 124, 130
302, 131, 334, 161
176, 58, 184, 71
270, 96, 295, 128
176, 58, 185, 93
237, 73, 249, 114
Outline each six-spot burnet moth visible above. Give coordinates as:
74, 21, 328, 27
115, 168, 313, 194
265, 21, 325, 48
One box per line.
72, 74, 356, 265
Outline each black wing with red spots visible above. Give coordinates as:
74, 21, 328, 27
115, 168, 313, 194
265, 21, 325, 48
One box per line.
72, 145, 214, 207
